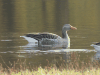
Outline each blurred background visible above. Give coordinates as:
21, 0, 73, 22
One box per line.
0, 0, 100, 68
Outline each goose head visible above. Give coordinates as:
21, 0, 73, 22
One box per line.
62, 24, 77, 31
62, 24, 77, 38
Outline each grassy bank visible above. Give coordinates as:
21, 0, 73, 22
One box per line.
0, 67, 100, 75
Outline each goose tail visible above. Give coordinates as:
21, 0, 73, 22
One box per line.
20, 36, 38, 44
90, 44, 94, 47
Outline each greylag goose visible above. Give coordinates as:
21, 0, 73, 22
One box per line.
91, 42, 100, 51
20, 24, 77, 49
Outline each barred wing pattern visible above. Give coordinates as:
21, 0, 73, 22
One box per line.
25, 33, 63, 47
26, 33, 61, 41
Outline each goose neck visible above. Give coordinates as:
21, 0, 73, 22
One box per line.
62, 30, 68, 39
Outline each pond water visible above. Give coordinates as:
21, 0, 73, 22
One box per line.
0, 0, 100, 68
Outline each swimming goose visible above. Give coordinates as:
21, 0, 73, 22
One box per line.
91, 42, 100, 51
20, 24, 77, 49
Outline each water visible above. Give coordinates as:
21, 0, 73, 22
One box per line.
0, 0, 100, 68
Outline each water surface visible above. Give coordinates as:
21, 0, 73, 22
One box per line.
0, 0, 100, 68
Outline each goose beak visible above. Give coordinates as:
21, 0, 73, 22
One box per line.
70, 25, 77, 30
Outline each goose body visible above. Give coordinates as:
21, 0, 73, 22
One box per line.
91, 42, 100, 51
20, 24, 77, 49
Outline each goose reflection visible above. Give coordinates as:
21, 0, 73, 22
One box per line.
20, 24, 77, 50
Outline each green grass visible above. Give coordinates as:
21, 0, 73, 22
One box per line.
0, 67, 100, 75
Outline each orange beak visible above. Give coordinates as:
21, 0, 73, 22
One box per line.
70, 25, 77, 30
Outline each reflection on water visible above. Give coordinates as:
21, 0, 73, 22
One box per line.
0, 0, 100, 68
0, 38, 96, 68
0, 46, 95, 68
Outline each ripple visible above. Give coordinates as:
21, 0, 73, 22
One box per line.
0, 49, 95, 54
1, 40, 12, 41
0, 52, 7, 53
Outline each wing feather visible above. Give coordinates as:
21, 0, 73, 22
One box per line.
25, 33, 61, 41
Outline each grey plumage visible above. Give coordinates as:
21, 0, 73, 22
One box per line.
26, 33, 59, 40
21, 24, 73, 49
